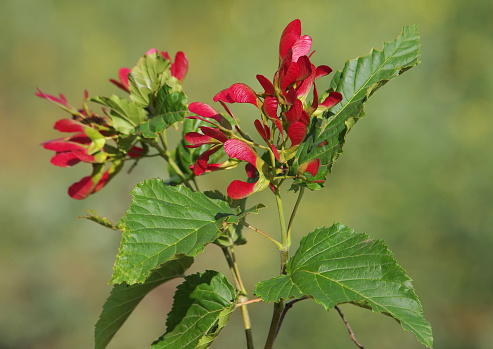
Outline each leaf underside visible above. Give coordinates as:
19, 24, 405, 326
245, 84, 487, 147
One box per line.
95, 256, 193, 349
151, 270, 236, 349
110, 180, 235, 285
91, 95, 148, 134
254, 223, 433, 348
128, 52, 171, 107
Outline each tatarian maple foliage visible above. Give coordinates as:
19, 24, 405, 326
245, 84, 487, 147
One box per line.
38, 21, 430, 349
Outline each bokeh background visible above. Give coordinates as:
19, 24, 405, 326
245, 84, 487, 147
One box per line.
1, 0, 492, 348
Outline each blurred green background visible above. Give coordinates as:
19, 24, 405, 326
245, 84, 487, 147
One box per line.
1, 0, 492, 348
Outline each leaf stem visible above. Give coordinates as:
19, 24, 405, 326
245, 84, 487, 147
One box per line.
274, 187, 288, 250
159, 131, 169, 151
222, 246, 254, 349
236, 298, 263, 307
130, 152, 161, 159
241, 222, 283, 250
231, 133, 270, 150
272, 175, 296, 180
286, 187, 305, 247
192, 176, 200, 191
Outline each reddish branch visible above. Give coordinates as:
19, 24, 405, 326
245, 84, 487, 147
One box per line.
274, 299, 365, 349
335, 305, 365, 348
275, 297, 309, 338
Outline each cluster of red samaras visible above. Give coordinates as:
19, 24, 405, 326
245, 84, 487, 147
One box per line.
38, 49, 188, 199
185, 19, 342, 199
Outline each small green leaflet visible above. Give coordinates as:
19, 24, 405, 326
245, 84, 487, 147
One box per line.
110, 180, 235, 285
151, 271, 236, 349
236, 202, 267, 219
95, 256, 193, 349
293, 25, 421, 186
132, 85, 187, 140
128, 52, 171, 108
214, 199, 267, 247
91, 95, 147, 134
254, 223, 433, 348
154, 85, 186, 124
79, 209, 119, 230
116, 134, 138, 152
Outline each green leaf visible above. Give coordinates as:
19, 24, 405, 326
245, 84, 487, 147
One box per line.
230, 202, 266, 247
294, 25, 421, 182
203, 190, 228, 202
79, 209, 118, 230
255, 223, 433, 348
151, 270, 236, 349
91, 95, 147, 134
110, 180, 235, 284
155, 85, 187, 124
132, 85, 187, 139
201, 192, 266, 246
237, 203, 267, 219
128, 52, 171, 107
95, 256, 193, 349
116, 134, 138, 152
289, 163, 327, 192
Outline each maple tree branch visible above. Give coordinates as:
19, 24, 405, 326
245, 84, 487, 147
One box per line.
275, 297, 309, 338
335, 305, 364, 349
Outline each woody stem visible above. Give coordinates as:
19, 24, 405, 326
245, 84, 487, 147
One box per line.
264, 185, 289, 349
222, 246, 254, 349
